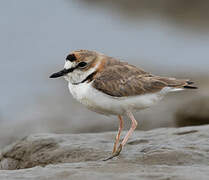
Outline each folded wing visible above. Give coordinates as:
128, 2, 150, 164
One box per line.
93, 59, 197, 97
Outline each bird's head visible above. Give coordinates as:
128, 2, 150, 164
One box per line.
50, 50, 103, 84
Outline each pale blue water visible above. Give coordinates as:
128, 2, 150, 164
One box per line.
0, 0, 209, 121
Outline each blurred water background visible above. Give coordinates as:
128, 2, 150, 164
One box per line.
0, 0, 209, 147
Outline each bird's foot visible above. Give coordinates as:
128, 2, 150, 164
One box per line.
103, 144, 122, 161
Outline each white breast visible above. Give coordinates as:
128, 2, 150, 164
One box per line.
68, 82, 178, 115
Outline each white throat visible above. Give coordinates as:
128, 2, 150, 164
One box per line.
63, 61, 100, 84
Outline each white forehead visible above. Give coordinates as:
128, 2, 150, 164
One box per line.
64, 61, 76, 69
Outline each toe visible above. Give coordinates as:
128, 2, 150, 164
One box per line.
103, 144, 123, 161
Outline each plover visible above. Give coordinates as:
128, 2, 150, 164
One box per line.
50, 50, 197, 160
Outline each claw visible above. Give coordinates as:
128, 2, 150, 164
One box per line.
103, 144, 123, 161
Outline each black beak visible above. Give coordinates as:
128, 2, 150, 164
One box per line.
49, 69, 69, 78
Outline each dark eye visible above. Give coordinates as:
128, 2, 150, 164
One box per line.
78, 62, 87, 68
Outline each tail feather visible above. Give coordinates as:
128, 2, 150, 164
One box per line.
186, 81, 194, 85
156, 77, 198, 90
183, 81, 198, 89
183, 85, 198, 89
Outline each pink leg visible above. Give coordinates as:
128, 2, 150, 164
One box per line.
112, 115, 124, 154
103, 111, 138, 161
121, 111, 138, 146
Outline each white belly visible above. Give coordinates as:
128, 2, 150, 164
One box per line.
68, 82, 174, 115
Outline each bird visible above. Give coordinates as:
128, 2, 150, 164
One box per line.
50, 49, 197, 160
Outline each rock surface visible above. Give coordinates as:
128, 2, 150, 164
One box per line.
0, 125, 209, 180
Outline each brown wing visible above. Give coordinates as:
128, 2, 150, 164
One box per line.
93, 58, 194, 97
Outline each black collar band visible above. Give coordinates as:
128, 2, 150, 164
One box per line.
72, 71, 97, 85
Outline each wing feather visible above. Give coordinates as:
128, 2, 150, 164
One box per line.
93, 58, 195, 97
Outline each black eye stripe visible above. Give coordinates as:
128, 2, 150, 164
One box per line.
66, 54, 76, 62
64, 62, 87, 74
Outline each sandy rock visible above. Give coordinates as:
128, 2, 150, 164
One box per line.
0, 125, 209, 179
